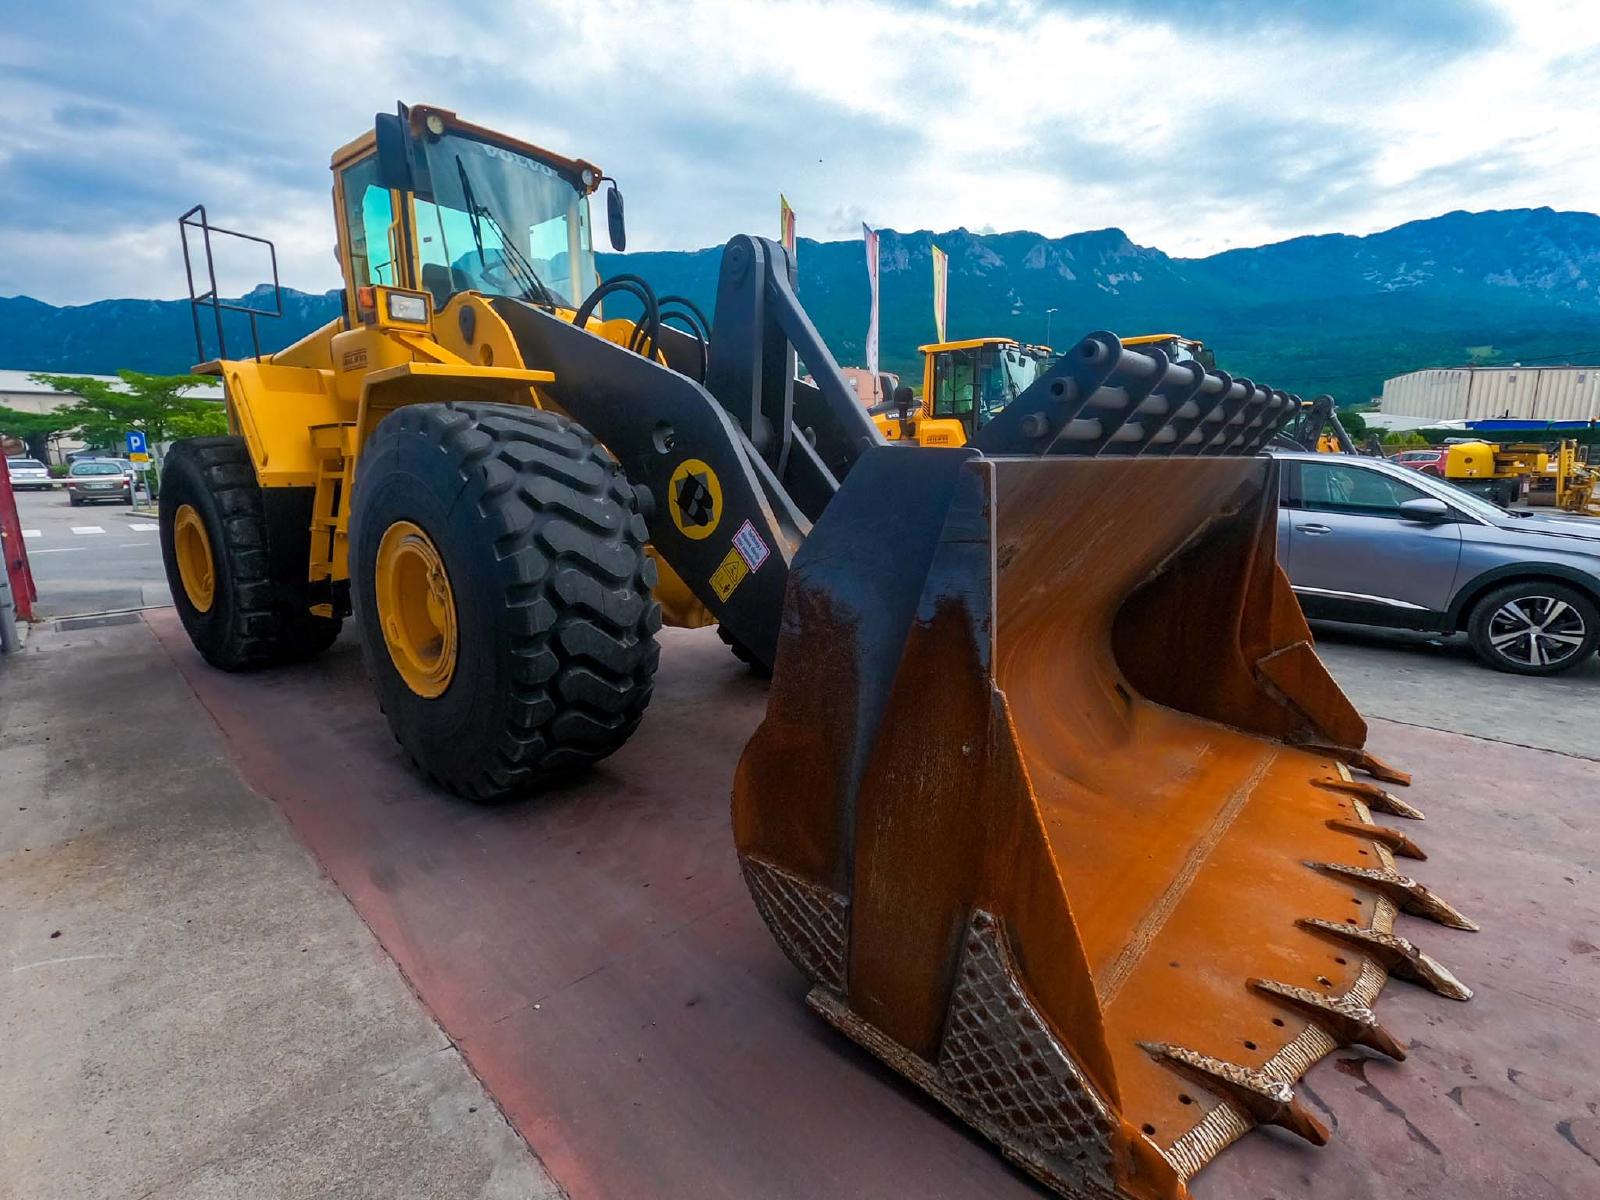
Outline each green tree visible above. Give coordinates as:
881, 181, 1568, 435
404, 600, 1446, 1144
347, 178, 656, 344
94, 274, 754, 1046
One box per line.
0, 405, 78, 462
28, 370, 219, 457
1335, 408, 1368, 439
167, 405, 230, 439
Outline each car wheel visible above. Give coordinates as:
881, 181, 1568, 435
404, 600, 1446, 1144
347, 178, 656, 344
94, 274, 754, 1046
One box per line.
1467, 582, 1600, 675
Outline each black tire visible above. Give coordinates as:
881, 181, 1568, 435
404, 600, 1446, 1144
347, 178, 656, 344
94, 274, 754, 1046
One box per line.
717, 625, 772, 678
159, 437, 342, 670
1466, 581, 1599, 676
68, 495, 81, 507
349, 402, 661, 802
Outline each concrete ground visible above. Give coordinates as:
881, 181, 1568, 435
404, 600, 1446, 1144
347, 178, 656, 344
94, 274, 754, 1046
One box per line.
0, 617, 558, 1200
1310, 621, 1600, 761
11, 487, 170, 618
1, 600, 1595, 1197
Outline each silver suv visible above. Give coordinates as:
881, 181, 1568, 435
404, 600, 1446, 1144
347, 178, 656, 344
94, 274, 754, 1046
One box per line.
1274, 451, 1600, 675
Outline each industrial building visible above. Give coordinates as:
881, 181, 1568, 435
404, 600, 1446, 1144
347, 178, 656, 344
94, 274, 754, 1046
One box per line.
1381, 364, 1600, 423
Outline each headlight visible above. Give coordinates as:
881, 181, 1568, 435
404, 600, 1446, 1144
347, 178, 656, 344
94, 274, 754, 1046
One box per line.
386, 291, 430, 324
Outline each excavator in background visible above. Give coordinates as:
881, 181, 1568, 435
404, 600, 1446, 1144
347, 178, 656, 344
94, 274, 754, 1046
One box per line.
163, 102, 1473, 1200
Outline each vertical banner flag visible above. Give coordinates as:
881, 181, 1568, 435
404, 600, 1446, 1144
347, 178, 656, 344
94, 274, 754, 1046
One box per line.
931, 244, 948, 343
863, 223, 880, 384
780, 195, 797, 260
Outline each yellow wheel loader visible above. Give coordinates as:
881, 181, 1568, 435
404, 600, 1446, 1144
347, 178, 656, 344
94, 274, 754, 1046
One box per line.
871, 337, 1053, 447
162, 102, 1473, 1199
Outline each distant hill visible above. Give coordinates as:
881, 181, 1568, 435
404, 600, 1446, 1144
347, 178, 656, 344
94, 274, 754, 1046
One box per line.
5, 207, 1598, 406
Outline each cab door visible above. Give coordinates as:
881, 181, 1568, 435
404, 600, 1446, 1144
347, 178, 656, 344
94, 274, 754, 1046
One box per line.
1281, 459, 1464, 620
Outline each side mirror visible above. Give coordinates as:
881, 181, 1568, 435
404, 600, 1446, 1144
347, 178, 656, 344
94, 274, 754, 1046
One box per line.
1399, 497, 1451, 523
894, 384, 915, 419
606, 182, 627, 252
374, 110, 415, 193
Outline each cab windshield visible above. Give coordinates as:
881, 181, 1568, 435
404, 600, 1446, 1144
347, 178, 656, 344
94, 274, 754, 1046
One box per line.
413, 131, 597, 310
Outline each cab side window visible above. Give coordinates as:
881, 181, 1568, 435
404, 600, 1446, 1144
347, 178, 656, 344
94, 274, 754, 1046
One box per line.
932, 349, 977, 418
1299, 462, 1428, 518
339, 156, 397, 289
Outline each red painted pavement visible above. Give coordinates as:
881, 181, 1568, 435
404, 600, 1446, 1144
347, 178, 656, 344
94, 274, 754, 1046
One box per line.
147, 610, 1600, 1199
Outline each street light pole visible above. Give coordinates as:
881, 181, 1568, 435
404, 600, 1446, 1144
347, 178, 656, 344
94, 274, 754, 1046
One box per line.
1045, 307, 1059, 348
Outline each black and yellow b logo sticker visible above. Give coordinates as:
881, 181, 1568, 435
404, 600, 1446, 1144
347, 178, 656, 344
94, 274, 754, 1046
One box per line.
668, 458, 722, 540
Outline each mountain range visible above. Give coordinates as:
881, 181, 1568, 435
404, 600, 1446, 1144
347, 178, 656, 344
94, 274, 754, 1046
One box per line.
5, 207, 1599, 407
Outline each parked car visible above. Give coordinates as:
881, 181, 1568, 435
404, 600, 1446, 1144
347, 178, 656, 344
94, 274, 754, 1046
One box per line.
65, 459, 134, 506
1274, 451, 1600, 675
5, 456, 52, 490
1390, 447, 1446, 476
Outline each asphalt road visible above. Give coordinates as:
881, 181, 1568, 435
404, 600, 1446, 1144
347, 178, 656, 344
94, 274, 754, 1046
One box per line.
12, 486, 170, 618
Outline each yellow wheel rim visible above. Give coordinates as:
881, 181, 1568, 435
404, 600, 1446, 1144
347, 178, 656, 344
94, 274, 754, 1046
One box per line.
173, 504, 216, 613
374, 520, 458, 699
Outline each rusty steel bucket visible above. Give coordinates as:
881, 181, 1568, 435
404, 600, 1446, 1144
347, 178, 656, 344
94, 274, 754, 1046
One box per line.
733, 337, 1473, 1200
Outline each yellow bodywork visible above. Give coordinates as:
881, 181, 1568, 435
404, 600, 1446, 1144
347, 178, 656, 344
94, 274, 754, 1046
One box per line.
198, 105, 713, 630
1442, 440, 1547, 480
1553, 440, 1600, 515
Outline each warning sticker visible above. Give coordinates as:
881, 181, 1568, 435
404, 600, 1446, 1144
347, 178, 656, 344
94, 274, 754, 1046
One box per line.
710, 545, 749, 601
667, 458, 723, 541
732, 519, 770, 571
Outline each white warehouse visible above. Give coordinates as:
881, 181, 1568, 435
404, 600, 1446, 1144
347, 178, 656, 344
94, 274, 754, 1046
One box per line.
1381, 365, 1600, 423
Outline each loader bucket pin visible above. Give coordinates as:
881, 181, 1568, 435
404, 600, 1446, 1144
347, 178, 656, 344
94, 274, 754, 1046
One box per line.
735, 334, 1474, 1198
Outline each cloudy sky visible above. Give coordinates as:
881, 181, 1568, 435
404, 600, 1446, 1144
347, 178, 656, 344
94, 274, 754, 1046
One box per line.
4, 0, 1598, 304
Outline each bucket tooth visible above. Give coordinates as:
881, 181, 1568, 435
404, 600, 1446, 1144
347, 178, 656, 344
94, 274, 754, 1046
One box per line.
1298, 918, 1473, 1001
1248, 979, 1406, 1060
1327, 818, 1427, 860
1300, 746, 1411, 788
1350, 750, 1410, 786
1139, 1043, 1330, 1146
1306, 862, 1478, 930
1314, 778, 1426, 820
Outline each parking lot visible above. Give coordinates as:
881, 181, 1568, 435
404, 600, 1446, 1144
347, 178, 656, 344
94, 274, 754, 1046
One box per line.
10, 486, 169, 617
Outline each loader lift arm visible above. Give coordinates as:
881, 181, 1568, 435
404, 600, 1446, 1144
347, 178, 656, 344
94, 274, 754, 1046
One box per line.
489, 235, 883, 670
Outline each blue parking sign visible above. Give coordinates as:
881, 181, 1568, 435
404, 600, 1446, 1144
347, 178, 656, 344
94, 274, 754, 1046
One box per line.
125, 430, 147, 455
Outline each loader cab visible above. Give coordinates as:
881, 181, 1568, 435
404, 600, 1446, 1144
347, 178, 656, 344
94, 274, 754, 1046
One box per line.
1121, 333, 1215, 371
913, 338, 1049, 445
331, 104, 610, 320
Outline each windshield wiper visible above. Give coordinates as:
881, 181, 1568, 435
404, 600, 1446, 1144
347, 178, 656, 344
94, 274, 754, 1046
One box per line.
453, 154, 563, 310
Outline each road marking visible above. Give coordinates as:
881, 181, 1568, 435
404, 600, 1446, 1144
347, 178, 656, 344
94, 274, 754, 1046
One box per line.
30, 547, 86, 554
115, 542, 146, 548
12, 954, 119, 973
128, 523, 158, 532
22, 529, 40, 539
70, 526, 106, 535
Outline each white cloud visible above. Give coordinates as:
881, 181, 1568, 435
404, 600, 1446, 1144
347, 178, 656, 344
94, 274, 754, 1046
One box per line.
1, 0, 1597, 303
